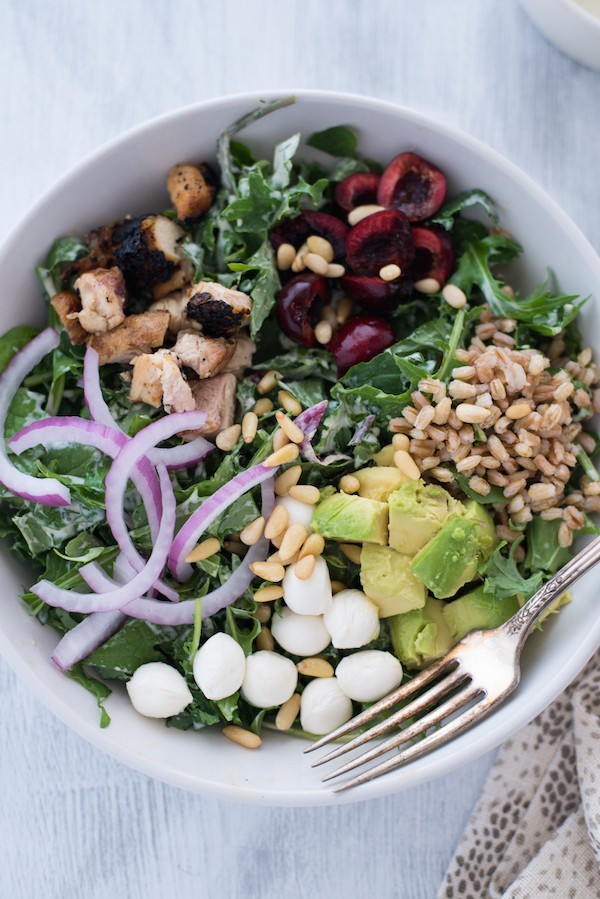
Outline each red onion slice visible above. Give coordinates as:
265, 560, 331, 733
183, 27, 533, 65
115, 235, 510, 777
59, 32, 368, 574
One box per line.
51, 610, 126, 671
295, 400, 327, 462
32, 464, 176, 613
147, 438, 214, 471
0, 328, 71, 506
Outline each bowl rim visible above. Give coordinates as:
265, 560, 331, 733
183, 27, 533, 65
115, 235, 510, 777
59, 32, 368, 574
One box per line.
1, 88, 600, 805
561, 0, 600, 29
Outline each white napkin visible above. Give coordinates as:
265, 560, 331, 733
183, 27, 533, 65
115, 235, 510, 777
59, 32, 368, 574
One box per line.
438, 652, 600, 898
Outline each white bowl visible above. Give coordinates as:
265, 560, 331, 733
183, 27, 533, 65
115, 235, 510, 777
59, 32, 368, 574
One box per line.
1, 90, 600, 806
520, 0, 600, 71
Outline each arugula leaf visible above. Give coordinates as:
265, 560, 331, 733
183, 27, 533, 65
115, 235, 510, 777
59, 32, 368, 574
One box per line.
86, 620, 165, 680
68, 662, 111, 727
225, 604, 261, 656
307, 125, 358, 158
230, 242, 281, 337
36, 236, 88, 297
482, 540, 543, 601
0, 326, 39, 374
254, 346, 337, 381
278, 377, 328, 410
524, 517, 572, 575
429, 189, 498, 231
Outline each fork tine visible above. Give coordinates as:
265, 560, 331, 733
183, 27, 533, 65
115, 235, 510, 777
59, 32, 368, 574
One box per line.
331, 689, 489, 792
322, 683, 481, 783
304, 653, 458, 753
312, 668, 469, 768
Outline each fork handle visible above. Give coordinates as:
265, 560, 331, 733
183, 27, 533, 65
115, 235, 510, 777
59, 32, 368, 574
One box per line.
504, 534, 600, 644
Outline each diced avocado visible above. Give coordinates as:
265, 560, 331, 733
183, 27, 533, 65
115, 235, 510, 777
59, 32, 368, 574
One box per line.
442, 585, 520, 642
355, 466, 408, 502
360, 544, 427, 618
388, 479, 458, 556
411, 515, 481, 599
311, 492, 388, 545
461, 500, 498, 561
373, 444, 396, 466
389, 597, 453, 670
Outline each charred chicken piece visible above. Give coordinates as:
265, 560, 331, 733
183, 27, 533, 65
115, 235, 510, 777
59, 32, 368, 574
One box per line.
173, 330, 236, 378
167, 162, 218, 223
129, 348, 195, 413
89, 310, 169, 365
113, 214, 184, 293
152, 256, 194, 301
186, 281, 252, 338
160, 352, 195, 414
185, 373, 237, 439
148, 290, 200, 335
72, 267, 127, 333
61, 225, 116, 285
50, 291, 88, 345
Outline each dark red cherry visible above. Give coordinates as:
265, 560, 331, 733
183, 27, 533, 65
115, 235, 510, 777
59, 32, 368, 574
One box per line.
377, 153, 447, 222
340, 274, 413, 313
410, 227, 455, 285
334, 173, 381, 213
301, 210, 349, 259
269, 215, 311, 251
329, 315, 396, 376
346, 209, 414, 277
275, 273, 330, 347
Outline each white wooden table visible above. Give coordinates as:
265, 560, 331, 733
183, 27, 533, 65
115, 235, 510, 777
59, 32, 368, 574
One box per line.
1, 2, 599, 897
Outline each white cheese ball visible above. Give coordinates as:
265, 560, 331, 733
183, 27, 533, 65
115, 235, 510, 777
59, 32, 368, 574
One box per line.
276, 495, 314, 531
192, 632, 246, 701
300, 677, 353, 735
323, 589, 380, 649
283, 555, 333, 616
126, 662, 193, 718
270, 606, 331, 656
335, 651, 403, 702
241, 650, 298, 708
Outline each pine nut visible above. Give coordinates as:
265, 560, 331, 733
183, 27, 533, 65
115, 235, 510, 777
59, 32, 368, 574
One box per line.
321, 305, 338, 328
216, 424, 242, 451
315, 320, 333, 344
379, 264, 401, 281
249, 561, 285, 582
279, 524, 309, 562
291, 243, 308, 272
347, 204, 385, 225
253, 397, 274, 417
414, 277, 440, 295
306, 235, 334, 262
340, 543, 362, 564
392, 434, 410, 452
304, 252, 329, 276
275, 410, 305, 444
257, 370, 280, 395
224, 539, 246, 556
339, 474, 360, 494
326, 263, 345, 278
288, 484, 320, 504
222, 725, 261, 749
242, 411, 258, 443
278, 390, 303, 416
298, 533, 325, 560
256, 626, 275, 651
185, 537, 221, 564
331, 580, 346, 594
506, 402, 532, 420
240, 516, 266, 546
255, 603, 272, 624
455, 404, 493, 424
296, 657, 334, 678
276, 242, 296, 271
274, 465, 302, 496
442, 284, 467, 309
270, 532, 283, 549
394, 449, 421, 480
336, 297, 353, 323
263, 443, 300, 468
275, 693, 301, 730
254, 585, 284, 603
268, 549, 299, 566
295, 553, 316, 580
264, 505, 289, 540
272, 428, 290, 451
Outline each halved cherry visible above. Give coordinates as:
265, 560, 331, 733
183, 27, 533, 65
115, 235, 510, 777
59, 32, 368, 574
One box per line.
377, 153, 447, 222
334, 173, 381, 213
269, 215, 311, 251
346, 209, 414, 277
301, 210, 349, 259
340, 274, 413, 314
410, 227, 455, 285
275, 273, 330, 347
329, 314, 396, 376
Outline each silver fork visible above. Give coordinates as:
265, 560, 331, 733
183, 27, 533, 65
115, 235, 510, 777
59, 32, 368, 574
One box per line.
305, 534, 600, 793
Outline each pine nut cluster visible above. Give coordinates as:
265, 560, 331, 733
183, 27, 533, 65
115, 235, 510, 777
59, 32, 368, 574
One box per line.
389, 309, 600, 548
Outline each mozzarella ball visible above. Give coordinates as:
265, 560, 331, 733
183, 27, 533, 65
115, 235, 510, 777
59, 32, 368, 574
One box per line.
283, 555, 333, 616
300, 677, 353, 735
126, 662, 193, 718
276, 495, 314, 531
241, 650, 298, 708
323, 589, 380, 649
192, 633, 246, 700
335, 651, 403, 702
271, 606, 331, 656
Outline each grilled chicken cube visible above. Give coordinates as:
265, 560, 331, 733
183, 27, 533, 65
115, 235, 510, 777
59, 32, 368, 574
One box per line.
186, 281, 252, 338
167, 162, 218, 223
113, 214, 184, 293
61, 225, 116, 285
129, 352, 165, 407
185, 373, 237, 439
148, 290, 200, 335
173, 330, 236, 378
223, 334, 256, 377
161, 352, 195, 414
50, 291, 88, 345
152, 256, 194, 301
72, 267, 127, 333
89, 310, 169, 365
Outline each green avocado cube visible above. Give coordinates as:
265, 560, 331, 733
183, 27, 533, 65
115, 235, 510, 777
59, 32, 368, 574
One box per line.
388, 479, 458, 556
461, 500, 498, 562
311, 492, 389, 545
411, 515, 481, 599
442, 585, 520, 642
389, 597, 454, 670
355, 466, 409, 502
360, 544, 427, 618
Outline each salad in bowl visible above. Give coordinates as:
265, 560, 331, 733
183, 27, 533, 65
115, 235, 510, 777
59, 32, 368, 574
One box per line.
1, 95, 599, 769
